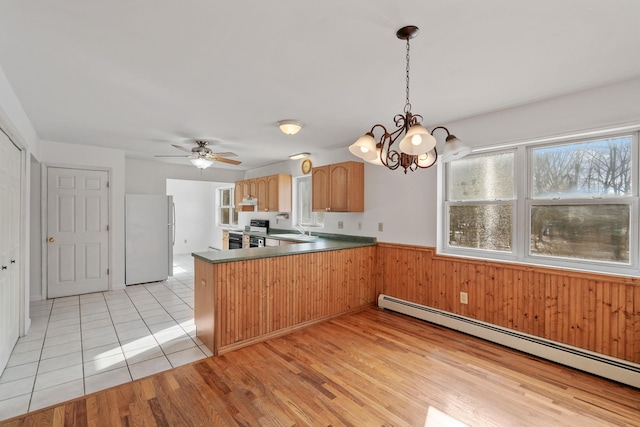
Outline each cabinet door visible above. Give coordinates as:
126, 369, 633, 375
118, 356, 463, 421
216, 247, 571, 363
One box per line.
247, 180, 256, 198
311, 165, 330, 212
222, 231, 229, 250
329, 163, 350, 212
234, 181, 244, 209
256, 177, 268, 211
267, 175, 280, 212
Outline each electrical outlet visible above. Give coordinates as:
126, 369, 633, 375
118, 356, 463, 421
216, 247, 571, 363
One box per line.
338, 221, 344, 229
460, 292, 468, 304
358, 222, 362, 230
378, 222, 383, 232
184, 239, 187, 244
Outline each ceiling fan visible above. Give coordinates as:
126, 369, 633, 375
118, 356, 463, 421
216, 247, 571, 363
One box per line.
155, 140, 241, 168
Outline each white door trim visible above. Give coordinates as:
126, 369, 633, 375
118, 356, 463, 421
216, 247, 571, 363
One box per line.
42, 163, 113, 299
0, 124, 28, 340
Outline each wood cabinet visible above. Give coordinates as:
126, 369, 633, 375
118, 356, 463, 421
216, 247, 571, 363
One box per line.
194, 259, 215, 351
222, 231, 229, 250
255, 176, 267, 211
234, 179, 258, 209
312, 161, 364, 212
256, 174, 292, 212
194, 245, 376, 355
235, 175, 291, 212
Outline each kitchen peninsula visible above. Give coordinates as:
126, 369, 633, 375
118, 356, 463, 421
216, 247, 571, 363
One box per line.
192, 235, 377, 355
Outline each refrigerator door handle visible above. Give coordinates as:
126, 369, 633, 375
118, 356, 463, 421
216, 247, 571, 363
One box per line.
172, 203, 176, 246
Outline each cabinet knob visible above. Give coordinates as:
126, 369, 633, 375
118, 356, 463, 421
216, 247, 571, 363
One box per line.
10, 260, 15, 264
49, 237, 56, 243
1, 266, 6, 270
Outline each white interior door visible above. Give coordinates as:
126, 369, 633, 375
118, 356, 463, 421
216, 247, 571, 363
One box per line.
0, 130, 21, 373
47, 167, 109, 298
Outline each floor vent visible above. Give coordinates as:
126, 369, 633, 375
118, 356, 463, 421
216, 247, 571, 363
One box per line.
378, 294, 640, 388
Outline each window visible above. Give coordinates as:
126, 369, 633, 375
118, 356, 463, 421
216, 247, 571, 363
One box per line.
218, 187, 237, 226
448, 151, 515, 253
295, 176, 323, 227
442, 132, 638, 275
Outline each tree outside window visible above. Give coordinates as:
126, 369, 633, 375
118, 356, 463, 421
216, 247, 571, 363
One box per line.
443, 133, 636, 273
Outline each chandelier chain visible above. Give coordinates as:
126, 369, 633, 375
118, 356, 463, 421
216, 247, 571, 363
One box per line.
404, 38, 411, 113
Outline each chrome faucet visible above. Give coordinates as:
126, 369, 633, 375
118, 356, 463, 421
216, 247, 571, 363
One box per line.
294, 224, 310, 236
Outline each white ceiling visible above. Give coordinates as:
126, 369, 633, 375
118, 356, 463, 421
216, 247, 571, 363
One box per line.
1, 0, 640, 170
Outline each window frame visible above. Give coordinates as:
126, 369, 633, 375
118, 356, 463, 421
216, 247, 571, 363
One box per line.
218, 186, 238, 227
293, 175, 324, 228
439, 130, 640, 276
443, 148, 519, 262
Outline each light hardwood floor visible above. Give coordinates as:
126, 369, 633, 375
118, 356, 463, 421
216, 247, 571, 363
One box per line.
1, 307, 638, 426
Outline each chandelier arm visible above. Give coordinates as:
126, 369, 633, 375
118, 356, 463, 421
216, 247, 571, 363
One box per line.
430, 126, 451, 137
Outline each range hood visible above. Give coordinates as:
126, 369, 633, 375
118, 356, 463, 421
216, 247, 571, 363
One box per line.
239, 197, 257, 206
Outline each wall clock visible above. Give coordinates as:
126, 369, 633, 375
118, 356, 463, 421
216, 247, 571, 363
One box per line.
301, 158, 312, 174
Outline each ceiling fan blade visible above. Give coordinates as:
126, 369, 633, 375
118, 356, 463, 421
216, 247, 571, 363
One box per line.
171, 144, 192, 153
210, 152, 237, 157
213, 156, 242, 165
154, 154, 192, 158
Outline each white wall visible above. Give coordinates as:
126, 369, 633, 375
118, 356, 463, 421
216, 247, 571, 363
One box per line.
126, 158, 244, 195
126, 159, 242, 253
167, 179, 232, 253
246, 77, 640, 246
39, 140, 127, 290
0, 66, 39, 158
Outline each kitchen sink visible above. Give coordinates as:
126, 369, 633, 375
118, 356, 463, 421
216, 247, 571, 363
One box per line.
269, 233, 318, 241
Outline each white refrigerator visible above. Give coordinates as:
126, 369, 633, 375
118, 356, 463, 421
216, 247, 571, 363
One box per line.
125, 194, 174, 285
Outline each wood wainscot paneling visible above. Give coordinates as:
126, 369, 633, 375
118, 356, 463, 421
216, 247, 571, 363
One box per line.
195, 246, 377, 355
376, 242, 640, 364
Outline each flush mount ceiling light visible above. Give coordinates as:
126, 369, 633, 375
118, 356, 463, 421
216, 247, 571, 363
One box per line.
190, 157, 214, 169
349, 25, 471, 173
278, 120, 303, 135
289, 152, 310, 160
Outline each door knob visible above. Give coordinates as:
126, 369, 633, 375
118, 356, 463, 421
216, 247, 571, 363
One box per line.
49, 237, 56, 242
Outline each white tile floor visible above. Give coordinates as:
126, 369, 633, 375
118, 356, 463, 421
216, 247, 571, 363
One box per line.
0, 254, 211, 421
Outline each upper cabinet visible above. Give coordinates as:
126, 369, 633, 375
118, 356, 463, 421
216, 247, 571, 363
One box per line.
312, 161, 364, 212
234, 179, 259, 209
260, 174, 292, 212
235, 174, 292, 212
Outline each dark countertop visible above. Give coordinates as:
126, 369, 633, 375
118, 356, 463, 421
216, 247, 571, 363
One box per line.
193, 234, 376, 264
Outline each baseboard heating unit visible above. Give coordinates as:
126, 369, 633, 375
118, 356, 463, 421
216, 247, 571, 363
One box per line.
378, 294, 640, 388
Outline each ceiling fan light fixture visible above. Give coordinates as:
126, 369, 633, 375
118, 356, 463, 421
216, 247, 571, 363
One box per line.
190, 157, 214, 169
278, 120, 303, 135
